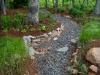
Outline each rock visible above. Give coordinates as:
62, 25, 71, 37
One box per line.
48, 32, 52, 35
70, 39, 77, 43
51, 30, 58, 37
57, 47, 68, 52
86, 47, 100, 65
89, 65, 98, 73
72, 69, 78, 74
28, 47, 35, 55
53, 37, 58, 40
23, 36, 31, 43
33, 39, 41, 42
40, 39, 47, 43
29, 35, 36, 39
42, 33, 48, 38
31, 55, 36, 60
88, 72, 96, 75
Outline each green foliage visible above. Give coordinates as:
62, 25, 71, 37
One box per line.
13, 12, 24, 28
11, 0, 29, 8
79, 21, 100, 43
90, 17, 100, 23
53, 6, 66, 13
0, 15, 12, 29
38, 24, 51, 31
0, 37, 27, 75
69, 8, 85, 17
39, 12, 46, 23
30, 28, 35, 31
74, 3, 87, 11
77, 55, 89, 75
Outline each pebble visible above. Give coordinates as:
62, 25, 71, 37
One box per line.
30, 9, 81, 75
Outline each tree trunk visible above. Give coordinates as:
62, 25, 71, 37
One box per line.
93, 0, 100, 16
72, 0, 75, 7
62, 0, 64, 6
26, 0, 39, 25
52, 0, 54, 7
1, 0, 6, 15
55, 0, 58, 7
45, 0, 48, 8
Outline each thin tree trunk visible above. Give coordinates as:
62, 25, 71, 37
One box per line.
45, 0, 48, 8
92, 0, 100, 16
26, 0, 39, 25
52, 0, 54, 7
72, 0, 75, 7
55, 0, 58, 7
62, 0, 64, 6
1, 0, 6, 15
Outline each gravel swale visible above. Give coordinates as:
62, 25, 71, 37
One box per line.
35, 10, 81, 75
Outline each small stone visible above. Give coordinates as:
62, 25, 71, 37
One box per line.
29, 35, 36, 39
48, 32, 52, 35
51, 30, 58, 37
28, 47, 35, 55
33, 39, 41, 42
72, 69, 78, 74
71, 39, 77, 43
57, 47, 68, 52
53, 37, 58, 40
42, 33, 48, 38
40, 39, 47, 43
88, 72, 96, 75
89, 65, 98, 73
56, 28, 60, 31
31, 55, 36, 60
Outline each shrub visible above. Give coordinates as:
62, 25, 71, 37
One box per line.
53, 6, 66, 13
79, 21, 100, 43
13, 13, 24, 28
0, 15, 12, 29
74, 3, 87, 11
12, 0, 29, 8
69, 8, 85, 17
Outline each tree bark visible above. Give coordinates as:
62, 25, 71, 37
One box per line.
62, 0, 64, 6
26, 0, 39, 25
52, 0, 54, 7
93, 0, 100, 16
72, 0, 75, 7
45, 0, 48, 8
1, 0, 6, 15
55, 0, 58, 7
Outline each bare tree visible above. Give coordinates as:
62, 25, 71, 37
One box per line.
93, 0, 100, 16
26, 0, 39, 25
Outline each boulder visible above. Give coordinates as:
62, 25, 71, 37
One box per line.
86, 47, 100, 65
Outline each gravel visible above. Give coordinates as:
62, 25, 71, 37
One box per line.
35, 9, 81, 75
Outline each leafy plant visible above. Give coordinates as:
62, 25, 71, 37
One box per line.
0, 15, 12, 29
74, 3, 87, 11
39, 12, 46, 23
69, 8, 85, 17
79, 21, 100, 43
13, 12, 24, 28
21, 29, 27, 33
38, 24, 51, 31
30, 28, 35, 31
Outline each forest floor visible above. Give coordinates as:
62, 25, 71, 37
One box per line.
0, 8, 100, 75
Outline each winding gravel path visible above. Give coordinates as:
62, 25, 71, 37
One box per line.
35, 10, 81, 75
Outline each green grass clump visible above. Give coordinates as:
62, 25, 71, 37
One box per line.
79, 21, 100, 43
0, 36, 27, 75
